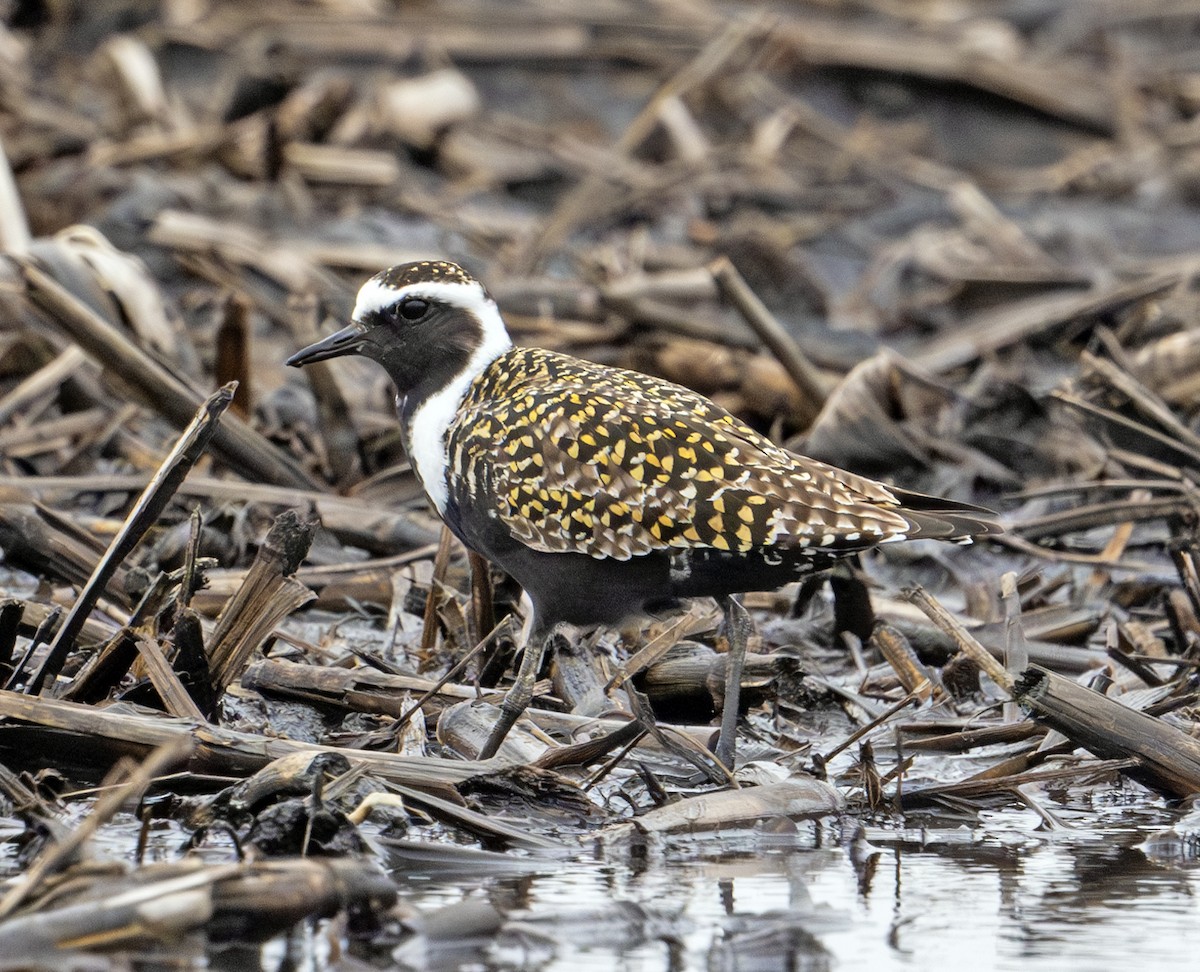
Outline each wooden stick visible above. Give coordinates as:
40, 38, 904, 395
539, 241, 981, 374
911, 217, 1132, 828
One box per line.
911, 272, 1181, 374
0, 472, 440, 553
708, 256, 827, 421
511, 15, 759, 271
207, 509, 316, 692
1016, 665, 1200, 799
905, 586, 1014, 693
419, 525, 455, 663
0, 136, 30, 255
20, 262, 317, 489
29, 385, 234, 694
135, 639, 207, 722
0, 688, 495, 785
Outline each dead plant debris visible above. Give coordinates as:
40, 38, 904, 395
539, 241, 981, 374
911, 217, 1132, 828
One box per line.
1, 0, 1200, 965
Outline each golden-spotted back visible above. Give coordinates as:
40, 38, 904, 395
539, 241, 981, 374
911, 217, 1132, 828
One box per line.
447, 347, 920, 562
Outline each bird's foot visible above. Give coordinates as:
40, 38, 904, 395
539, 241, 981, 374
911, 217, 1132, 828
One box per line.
714, 594, 752, 770
478, 624, 550, 760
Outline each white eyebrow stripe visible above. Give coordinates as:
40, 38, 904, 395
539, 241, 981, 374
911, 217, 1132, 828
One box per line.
352, 278, 491, 322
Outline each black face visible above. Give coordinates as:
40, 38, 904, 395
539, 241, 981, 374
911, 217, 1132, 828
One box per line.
287, 279, 486, 404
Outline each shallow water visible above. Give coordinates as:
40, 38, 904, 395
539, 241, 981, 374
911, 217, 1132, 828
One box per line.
380, 805, 1200, 972
20, 779, 1199, 970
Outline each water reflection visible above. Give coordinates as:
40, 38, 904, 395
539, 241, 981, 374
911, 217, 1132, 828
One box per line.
384, 810, 1200, 971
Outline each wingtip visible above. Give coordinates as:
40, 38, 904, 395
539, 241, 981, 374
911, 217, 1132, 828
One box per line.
903, 508, 1003, 542
885, 487, 1002, 542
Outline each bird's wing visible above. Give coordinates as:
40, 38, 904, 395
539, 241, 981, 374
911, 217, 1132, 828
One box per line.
448, 354, 923, 561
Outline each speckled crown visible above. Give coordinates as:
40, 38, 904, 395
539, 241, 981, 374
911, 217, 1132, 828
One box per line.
375, 260, 482, 292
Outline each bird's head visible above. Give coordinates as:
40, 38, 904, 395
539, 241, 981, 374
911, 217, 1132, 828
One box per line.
287, 260, 512, 398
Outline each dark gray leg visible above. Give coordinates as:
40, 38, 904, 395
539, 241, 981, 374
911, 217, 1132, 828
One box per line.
479, 623, 548, 759
715, 595, 750, 769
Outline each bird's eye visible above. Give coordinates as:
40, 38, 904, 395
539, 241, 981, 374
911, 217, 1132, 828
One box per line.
397, 298, 429, 321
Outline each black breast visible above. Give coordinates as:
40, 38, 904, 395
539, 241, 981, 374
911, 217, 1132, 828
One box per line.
444, 495, 830, 625
444, 495, 673, 624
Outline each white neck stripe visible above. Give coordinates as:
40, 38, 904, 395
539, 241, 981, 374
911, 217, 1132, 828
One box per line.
355, 275, 513, 514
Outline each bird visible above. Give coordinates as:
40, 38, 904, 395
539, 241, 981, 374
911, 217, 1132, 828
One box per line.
288, 260, 999, 763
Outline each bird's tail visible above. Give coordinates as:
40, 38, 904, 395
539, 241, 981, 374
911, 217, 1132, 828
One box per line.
891, 488, 1003, 543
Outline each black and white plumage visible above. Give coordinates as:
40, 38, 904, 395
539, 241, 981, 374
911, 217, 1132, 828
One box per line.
289, 260, 998, 760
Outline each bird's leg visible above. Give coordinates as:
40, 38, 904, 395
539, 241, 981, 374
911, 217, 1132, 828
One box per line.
715, 594, 751, 770
478, 620, 548, 759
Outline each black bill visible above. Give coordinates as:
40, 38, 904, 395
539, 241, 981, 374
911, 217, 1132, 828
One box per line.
286, 324, 365, 367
